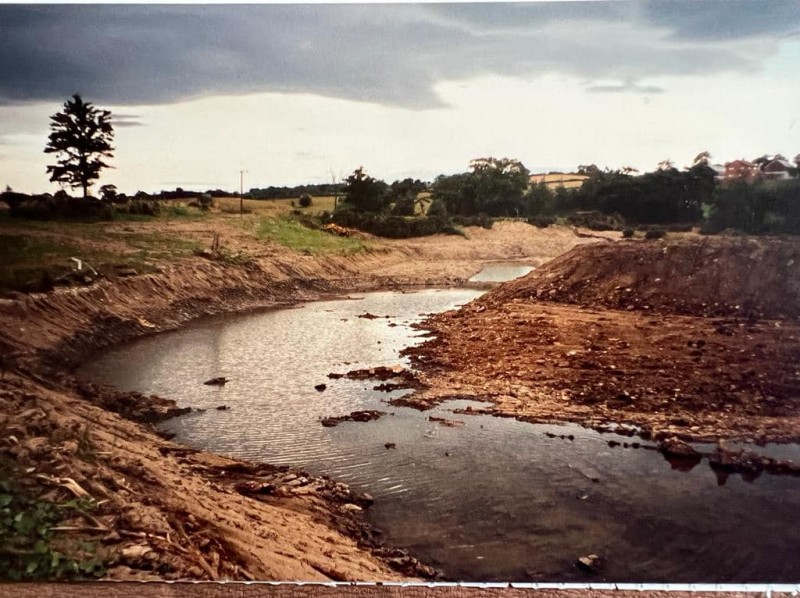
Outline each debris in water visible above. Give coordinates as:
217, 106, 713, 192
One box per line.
315, 383, 327, 392
575, 554, 601, 573
321, 410, 386, 427
204, 377, 228, 386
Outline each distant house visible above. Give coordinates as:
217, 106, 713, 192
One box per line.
761, 159, 793, 180
529, 172, 589, 190
724, 160, 756, 180
708, 163, 726, 180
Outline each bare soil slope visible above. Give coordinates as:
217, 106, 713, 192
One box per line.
487, 236, 800, 320
0, 220, 600, 581
404, 236, 800, 443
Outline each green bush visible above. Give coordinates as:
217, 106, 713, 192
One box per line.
622, 227, 635, 238
198, 194, 214, 211
528, 214, 556, 228
331, 209, 461, 238
0, 481, 106, 580
3, 193, 115, 222
452, 213, 494, 229
298, 194, 313, 208
567, 210, 626, 231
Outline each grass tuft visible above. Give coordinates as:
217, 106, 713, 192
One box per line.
254, 216, 367, 255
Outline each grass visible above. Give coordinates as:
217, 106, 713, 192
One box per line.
214, 196, 339, 217
0, 234, 84, 266
254, 216, 367, 255
0, 195, 355, 295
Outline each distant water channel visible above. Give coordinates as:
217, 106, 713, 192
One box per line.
468, 263, 534, 283
79, 270, 800, 582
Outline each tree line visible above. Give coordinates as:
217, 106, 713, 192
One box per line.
3, 93, 800, 236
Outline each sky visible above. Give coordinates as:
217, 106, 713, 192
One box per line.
0, 1, 799, 194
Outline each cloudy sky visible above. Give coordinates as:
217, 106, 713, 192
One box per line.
1, 1, 799, 194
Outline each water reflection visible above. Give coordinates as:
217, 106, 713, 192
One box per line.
468, 263, 534, 283
79, 289, 800, 582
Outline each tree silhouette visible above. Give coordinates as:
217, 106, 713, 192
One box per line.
44, 94, 114, 198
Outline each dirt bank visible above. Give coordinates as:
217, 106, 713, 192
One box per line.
0, 221, 598, 581
403, 236, 800, 444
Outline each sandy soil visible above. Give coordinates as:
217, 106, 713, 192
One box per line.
0, 220, 599, 581
402, 236, 800, 444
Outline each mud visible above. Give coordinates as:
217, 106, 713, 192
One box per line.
403, 236, 800, 444
0, 220, 594, 581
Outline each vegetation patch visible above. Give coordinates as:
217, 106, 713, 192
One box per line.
0, 480, 106, 580
254, 216, 368, 255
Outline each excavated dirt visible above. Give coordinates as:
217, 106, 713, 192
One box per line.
403, 236, 800, 444
0, 220, 598, 581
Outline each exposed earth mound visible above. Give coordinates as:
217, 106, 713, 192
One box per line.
485, 236, 800, 320
404, 236, 800, 443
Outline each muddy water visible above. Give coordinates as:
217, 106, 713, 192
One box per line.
79, 288, 800, 583
468, 263, 534, 283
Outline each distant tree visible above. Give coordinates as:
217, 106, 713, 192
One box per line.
44, 94, 114, 198
752, 154, 771, 172
657, 159, 675, 171
341, 167, 388, 213
389, 178, 427, 216
692, 151, 711, 167
577, 164, 601, 176
430, 157, 530, 217
99, 184, 118, 201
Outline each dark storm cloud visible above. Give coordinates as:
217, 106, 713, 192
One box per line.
0, 2, 797, 109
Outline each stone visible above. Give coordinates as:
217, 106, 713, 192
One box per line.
204, 377, 228, 386
575, 554, 601, 573
315, 383, 327, 392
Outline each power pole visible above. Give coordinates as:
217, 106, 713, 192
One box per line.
238, 169, 248, 216
330, 168, 341, 210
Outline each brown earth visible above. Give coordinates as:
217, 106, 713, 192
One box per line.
402, 236, 800, 444
0, 220, 600, 581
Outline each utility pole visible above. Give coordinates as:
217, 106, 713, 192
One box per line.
238, 169, 248, 216
330, 168, 341, 210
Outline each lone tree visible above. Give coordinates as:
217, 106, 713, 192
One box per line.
44, 94, 114, 198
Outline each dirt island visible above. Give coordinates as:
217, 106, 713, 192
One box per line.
402, 236, 800, 444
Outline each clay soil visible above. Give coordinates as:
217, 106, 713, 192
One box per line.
0, 219, 600, 581
403, 236, 800, 444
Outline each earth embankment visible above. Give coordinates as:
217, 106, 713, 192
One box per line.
404, 236, 800, 443
486, 236, 800, 319
0, 221, 597, 581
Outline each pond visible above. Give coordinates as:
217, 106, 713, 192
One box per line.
78, 288, 800, 582
468, 263, 535, 283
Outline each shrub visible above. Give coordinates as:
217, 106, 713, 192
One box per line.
198, 194, 214, 211
622, 227, 635, 238
331, 210, 461, 238
298, 194, 313, 208
3, 193, 114, 222
644, 229, 666, 240
528, 214, 556, 228
452, 213, 494, 229
567, 210, 626, 231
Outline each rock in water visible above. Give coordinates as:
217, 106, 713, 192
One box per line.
575, 554, 601, 573
315, 383, 327, 392
204, 377, 228, 386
